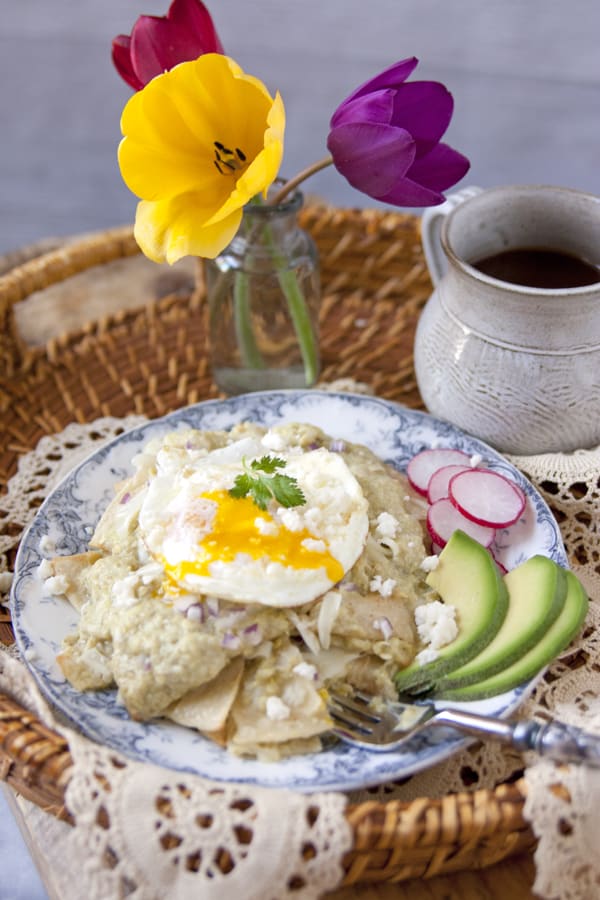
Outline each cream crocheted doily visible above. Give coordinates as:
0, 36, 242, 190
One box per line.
1, 417, 599, 900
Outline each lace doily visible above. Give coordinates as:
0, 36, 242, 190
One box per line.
1, 417, 599, 899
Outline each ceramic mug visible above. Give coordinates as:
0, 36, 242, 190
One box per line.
414, 184, 600, 455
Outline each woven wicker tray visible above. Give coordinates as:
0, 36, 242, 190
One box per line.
0, 204, 536, 886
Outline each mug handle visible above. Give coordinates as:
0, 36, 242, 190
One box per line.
421, 186, 483, 285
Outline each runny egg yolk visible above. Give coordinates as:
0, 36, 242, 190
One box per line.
163, 490, 344, 585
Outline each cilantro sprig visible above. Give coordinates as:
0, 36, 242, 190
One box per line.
229, 455, 306, 511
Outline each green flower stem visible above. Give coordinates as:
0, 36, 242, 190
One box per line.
271, 156, 334, 205
259, 218, 319, 385
276, 266, 319, 384
233, 270, 265, 369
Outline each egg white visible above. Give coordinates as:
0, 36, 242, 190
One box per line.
137, 438, 369, 607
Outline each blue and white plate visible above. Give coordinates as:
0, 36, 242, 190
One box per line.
11, 391, 566, 792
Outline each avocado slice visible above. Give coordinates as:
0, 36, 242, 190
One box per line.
395, 530, 508, 692
436, 569, 588, 701
435, 555, 567, 691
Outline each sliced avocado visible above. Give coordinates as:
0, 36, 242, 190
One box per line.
437, 569, 588, 701
395, 530, 508, 692
435, 556, 567, 690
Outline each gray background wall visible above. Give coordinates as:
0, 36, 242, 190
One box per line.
1, 0, 599, 256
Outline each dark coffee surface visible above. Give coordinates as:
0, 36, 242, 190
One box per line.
473, 247, 600, 289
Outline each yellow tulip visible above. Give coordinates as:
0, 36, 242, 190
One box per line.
118, 53, 285, 263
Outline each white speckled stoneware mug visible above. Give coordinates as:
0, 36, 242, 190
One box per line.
414, 185, 600, 455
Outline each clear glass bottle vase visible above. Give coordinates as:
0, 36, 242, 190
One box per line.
205, 189, 320, 394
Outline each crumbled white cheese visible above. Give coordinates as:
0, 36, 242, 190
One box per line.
39, 535, 56, 555
255, 517, 279, 536
37, 559, 53, 580
414, 600, 458, 649
44, 574, 68, 596
266, 696, 291, 721
369, 575, 396, 597
277, 508, 303, 532
415, 647, 439, 665
302, 506, 324, 532
112, 573, 142, 608
261, 430, 286, 452
293, 662, 318, 681
470, 453, 483, 468
302, 537, 326, 554
0, 571, 14, 592
375, 512, 399, 539
420, 554, 440, 572
24, 647, 39, 662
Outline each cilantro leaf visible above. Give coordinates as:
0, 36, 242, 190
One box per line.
229, 473, 252, 499
250, 455, 286, 474
270, 474, 306, 508
228, 455, 306, 511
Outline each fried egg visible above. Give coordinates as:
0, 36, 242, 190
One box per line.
137, 435, 369, 607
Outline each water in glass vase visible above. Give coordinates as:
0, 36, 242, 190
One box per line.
205, 189, 320, 395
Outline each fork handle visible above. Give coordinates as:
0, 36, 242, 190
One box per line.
512, 720, 600, 766
433, 709, 600, 767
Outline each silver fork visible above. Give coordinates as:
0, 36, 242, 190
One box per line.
327, 690, 600, 766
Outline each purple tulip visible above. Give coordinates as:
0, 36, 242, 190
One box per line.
327, 57, 470, 207
112, 0, 224, 91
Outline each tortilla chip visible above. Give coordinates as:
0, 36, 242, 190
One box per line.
48, 551, 102, 610
227, 645, 332, 755
166, 657, 244, 732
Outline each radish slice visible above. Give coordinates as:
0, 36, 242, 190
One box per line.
427, 498, 496, 549
427, 464, 472, 504
491, 550, 508, 575
448, 469, 526, 528
406, 448, 472, 496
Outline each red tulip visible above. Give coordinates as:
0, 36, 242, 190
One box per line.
112, 0, 224, 91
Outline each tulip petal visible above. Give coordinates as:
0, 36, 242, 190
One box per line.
340, 57, 418, 107
112, 35, 144, 91
375, 178, 447, 207
129, 0, 224, 87
135, 195, 243, 263
168, 0, 224, 54
407, 142, 471, 192
330, 89, 395, 129
390, 81, 455, 153
327, 122, 415, 198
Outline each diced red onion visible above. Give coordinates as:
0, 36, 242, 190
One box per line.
373, 616, 393, 640
242, 623, 262, 646
221, 631, 241, 650
205, 597, 220, 617
330, 439, 346, 452
120, 492, 131, 505
186, 603, 205, 622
